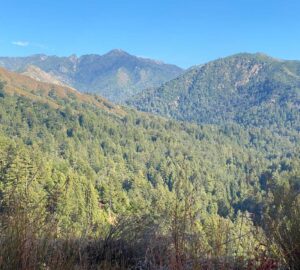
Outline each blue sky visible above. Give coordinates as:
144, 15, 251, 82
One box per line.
1, 0, 299, 68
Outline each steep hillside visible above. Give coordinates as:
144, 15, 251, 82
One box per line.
128, 53, 300, 130
0, 50, 183, 102
0, 67, 124, 115
0, 66, 299, 222
21, 64, 68, 87
1, 66, 300, 269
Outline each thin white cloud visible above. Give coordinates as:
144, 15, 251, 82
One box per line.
12, 41, 29, 47
11, 41, 49, 50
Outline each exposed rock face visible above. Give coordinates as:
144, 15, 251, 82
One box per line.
21, 65, 68, 87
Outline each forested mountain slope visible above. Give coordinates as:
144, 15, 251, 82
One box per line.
128, 53, 300, 130
0, 68, 299, 269
0, 50, 183, 102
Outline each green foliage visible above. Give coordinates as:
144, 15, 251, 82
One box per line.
128, 53, 300, 132
0, 83, 299, 268
0, 80, 6, 97
262, 165, 300, 269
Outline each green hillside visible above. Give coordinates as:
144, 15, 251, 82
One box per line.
128, 53, 300, 130
0, 68, 299, 269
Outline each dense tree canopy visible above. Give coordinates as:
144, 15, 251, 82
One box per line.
128, 53, 300, 133
0, 72, 299, 269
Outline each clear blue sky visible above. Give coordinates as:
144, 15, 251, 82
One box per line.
1, 0, 299, 68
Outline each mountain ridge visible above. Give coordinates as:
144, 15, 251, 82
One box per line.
127, 52, 300, 130
0, 50, 184, 102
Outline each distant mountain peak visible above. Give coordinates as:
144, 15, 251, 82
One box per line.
31, 53, 48, 59
222, 52, 278, 63
0, 51, 183, 102
68, 54, 78, 61
105, 49, 130, 57
31, 53, 47, 58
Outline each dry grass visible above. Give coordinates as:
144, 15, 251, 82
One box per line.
0, 67, 126, 116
